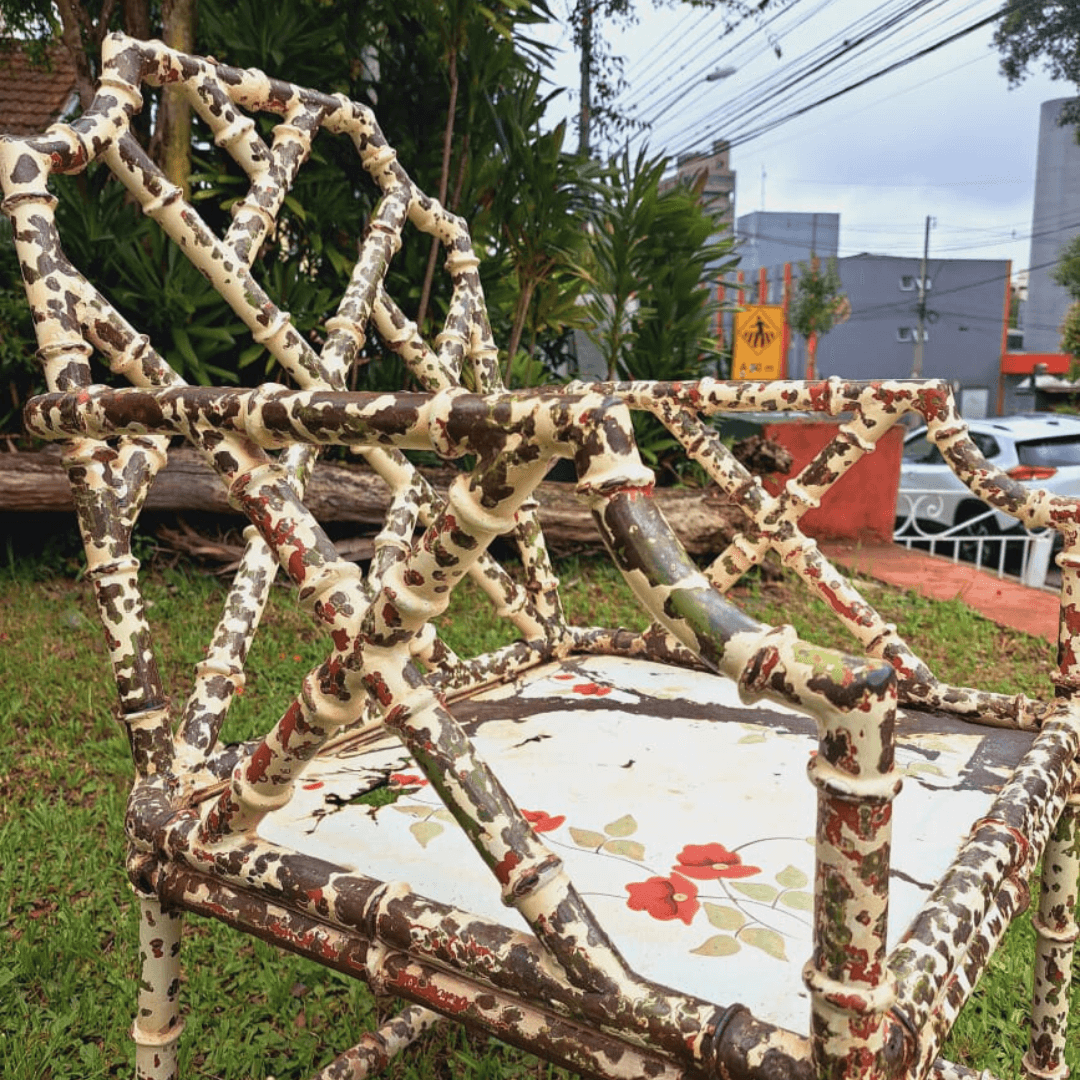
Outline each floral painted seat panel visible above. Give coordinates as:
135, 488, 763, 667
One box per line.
260, 654, 1035, 1036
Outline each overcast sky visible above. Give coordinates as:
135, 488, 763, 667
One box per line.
534, 0, 1069, 279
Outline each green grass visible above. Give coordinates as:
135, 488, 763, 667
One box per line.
0, 551, 1076, 1079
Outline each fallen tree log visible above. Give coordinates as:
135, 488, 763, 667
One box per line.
0, 442, 783, 557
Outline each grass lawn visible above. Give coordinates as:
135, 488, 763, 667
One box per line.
0, 544, 1076, 1079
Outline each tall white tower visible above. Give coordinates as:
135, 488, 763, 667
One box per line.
1026, 98, 1080, 353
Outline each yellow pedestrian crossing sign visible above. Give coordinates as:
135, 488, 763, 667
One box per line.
732, 304, 786, 379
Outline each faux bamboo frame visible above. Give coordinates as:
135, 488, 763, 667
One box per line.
3, 34, 1078, 1080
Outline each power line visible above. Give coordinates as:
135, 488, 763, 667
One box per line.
647, 0, 940, 137
616, 6, 731, 107
718, 37, 990, 166
655, 0, 958, 152
622, 0, 834, 126
673, 4, 1006, 156
616, 0, 814, 120
738, 212, 1080, 262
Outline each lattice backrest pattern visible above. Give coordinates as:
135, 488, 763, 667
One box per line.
571, 376, 1080, 722
0, 32, 571, 761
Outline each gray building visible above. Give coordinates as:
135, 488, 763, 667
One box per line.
736, 211, 839, 279
1024, 98, 1080, 355
811, 254, 1010, 418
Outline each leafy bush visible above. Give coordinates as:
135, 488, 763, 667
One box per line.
570, 148, 735, 473
0, 219, 38, 431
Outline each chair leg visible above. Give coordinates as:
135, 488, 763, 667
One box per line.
309, 1005, 443, 1080
1024, 787, 1080, 1080
133, 898, 184, 1080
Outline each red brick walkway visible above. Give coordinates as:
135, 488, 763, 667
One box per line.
822, 542, 1060, 643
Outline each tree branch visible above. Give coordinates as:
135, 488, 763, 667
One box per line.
416, 47, 459, 333
54, 0, 97, 109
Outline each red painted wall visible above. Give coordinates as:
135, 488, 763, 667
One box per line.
762, 422, 903, 543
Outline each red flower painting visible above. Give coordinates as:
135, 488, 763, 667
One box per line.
389, 773, 428, 788
674, 843, 761, 880
522, 809, 566, 833
625, 873, 699, 925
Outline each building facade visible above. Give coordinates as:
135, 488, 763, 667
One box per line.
726, 211, 1011, 414
1024, 98, 1080, 355
660, 140, 736, 229
0, 41, 78, 135
813, 254, 1010, 418
736, 211, 840, 278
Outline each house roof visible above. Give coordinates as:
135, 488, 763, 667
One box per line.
0, 41, 78, 136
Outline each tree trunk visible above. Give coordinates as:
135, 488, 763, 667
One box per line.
121, 0, 155, 144
806, 331, 818, 380
0, 448, 762, 556
577, 0, 592, 157
151, 0, 197, 193
416, 46, 460, 333
54, 0, 100, 109
506, 278, 536, 376
122, 0, 152, 39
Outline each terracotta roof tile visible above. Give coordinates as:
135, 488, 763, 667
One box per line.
0, 41, 78, 137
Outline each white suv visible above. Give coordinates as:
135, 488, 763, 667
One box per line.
897, 413, 1080, 554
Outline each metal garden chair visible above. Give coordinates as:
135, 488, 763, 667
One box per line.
3, 34, 1078, 1080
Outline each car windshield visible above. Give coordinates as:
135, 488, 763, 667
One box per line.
1017, 436, 1080, 468
902, 431, 999, 464
902, 435, 943, 465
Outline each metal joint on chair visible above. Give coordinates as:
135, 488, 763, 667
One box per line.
806, 755, 904, 803
802, 964, 897, 1016
702, 1002, 750, 1074
131, 1016, 185, 1049
126, 851, 159, 896
114, 700, 171, 731
1030, 914, 1080, 945
970, 815, 1032, 869
360, 880, 414, 994
140, 183, 183, 219
887, 1004, 921, 1070
1021, 1051, 1071, 1080
499, 852, 563, 906
0, 188, 57, 213
1049, 669, 1080, 697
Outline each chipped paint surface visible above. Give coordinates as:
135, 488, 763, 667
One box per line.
260, 654, 1041, 1037
5, 34, 1080, 1080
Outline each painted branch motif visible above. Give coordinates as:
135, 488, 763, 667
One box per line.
3, 32, 1078, 1080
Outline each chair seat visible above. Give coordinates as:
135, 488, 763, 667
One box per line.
259, 654, 1035, 1036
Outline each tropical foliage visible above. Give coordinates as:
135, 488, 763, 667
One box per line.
995, 0, 1080, 131
574, 148, 733, 384
571, 148, 736, 472
788, 257, 849, 379
1051, 234, 1080, 379
0, 0, 738, 430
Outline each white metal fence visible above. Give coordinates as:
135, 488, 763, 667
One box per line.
893, 490, 1056, 589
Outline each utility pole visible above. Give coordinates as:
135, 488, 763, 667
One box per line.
578, 1, 592, 157
912, 214, 933, 377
